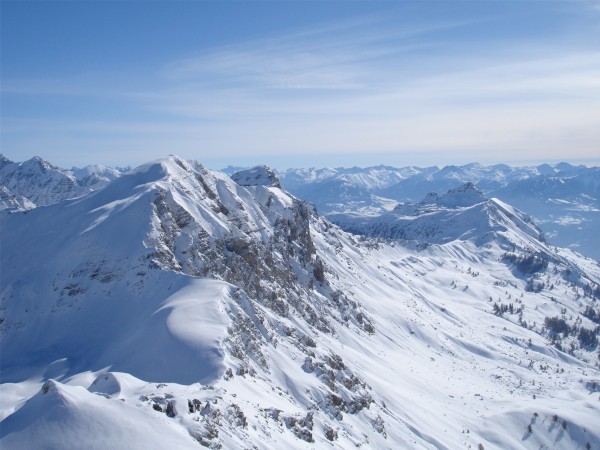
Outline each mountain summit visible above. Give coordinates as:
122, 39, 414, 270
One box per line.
231, 165, 282, 188
423, 182, 487, 208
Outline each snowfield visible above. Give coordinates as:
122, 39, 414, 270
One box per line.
1, 156, 599, 449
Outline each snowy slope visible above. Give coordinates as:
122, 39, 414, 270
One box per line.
0, 378, 198, 450
2, 156, 600, 449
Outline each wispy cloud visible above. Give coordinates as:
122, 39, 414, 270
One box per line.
161, 16, 466, 90
2, 6, 599, 168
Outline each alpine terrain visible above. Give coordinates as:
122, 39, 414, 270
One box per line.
1, 156, 600, 449
0, 154, 126, 211
278, 163, 600, 261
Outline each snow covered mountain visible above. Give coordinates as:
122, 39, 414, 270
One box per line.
329, 183, 544, 248
2, 157, 600, 449
69, 163, 127, 191
0, 154, 127, 211
0, 185, 35, 211
278, 163, 600, 260
4, 155, 597, 258
492, 170, 600, 258
279, 165, 432, 215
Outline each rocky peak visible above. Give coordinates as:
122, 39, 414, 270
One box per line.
231, 166, 281, 188
0, 154, 13, 170
419, 192, 440, 205
21, 156, 58, 175
434, 182, 486, 208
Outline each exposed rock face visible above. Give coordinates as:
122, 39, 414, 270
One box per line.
145, 157, 371, 335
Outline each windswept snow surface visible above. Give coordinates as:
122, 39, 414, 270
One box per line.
0, 379, 198, 450
2, 156, 600, 449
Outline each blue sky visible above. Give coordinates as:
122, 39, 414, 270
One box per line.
1, 1, 599, 169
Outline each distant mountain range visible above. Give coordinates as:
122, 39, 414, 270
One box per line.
0, 154, 128, 210
2, 156, 599, 261
276, 163, 600, 260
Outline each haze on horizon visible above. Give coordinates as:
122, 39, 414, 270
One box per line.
1, 1, 599, 170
